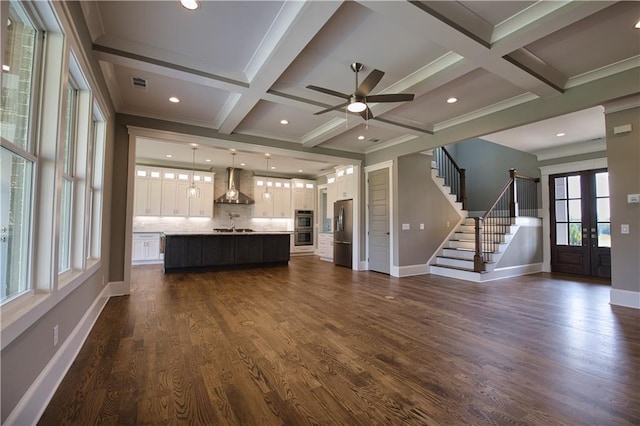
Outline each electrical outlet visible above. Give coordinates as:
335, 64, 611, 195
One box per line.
53, 325, 59, 346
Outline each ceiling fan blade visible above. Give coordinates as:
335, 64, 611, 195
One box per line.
365, 93, 415, 103
359, 106, 374, 120
314, 102, 349, 115
357, 69, 384, 96
306, 85, 351, 100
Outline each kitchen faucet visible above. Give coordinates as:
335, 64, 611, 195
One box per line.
228, 212, 239, 231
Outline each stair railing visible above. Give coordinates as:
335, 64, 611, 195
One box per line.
434, 147, 466, 210
473, 169, 539, 272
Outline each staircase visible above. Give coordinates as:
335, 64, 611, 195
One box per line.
428, 157, 542, 282
430, 217, 515, 281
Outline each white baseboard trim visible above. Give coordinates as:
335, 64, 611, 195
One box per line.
395, 264, 430, 277
482, 263, 543, 282
5, 285, 112, 426
610, 289, 640, 309
108, 280, 130, 297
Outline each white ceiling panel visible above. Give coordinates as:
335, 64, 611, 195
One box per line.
94, 1, 285, 81
525, 2, 640, 78
387, 68, 527, 126
234, 100, 333, 142
112, 64, 231, 126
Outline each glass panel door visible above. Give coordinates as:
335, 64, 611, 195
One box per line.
549, 169, 610, 278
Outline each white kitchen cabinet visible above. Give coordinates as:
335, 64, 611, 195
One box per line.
273, 179, 292, 218
253, 177, 291, 218
161, 170, 191, 216
317, 232, 333, 261
132, 233, 163, 263
134, 167, 162, 216
189, 172, 215, 217
292, 179, 316, 211
335, 165, 355, 201
326, 173, 336, 221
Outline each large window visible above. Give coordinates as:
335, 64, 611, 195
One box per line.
1, 1, 39, 303
1, 0, 107, 309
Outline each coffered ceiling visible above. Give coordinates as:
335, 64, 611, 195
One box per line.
80, 1, 640, 172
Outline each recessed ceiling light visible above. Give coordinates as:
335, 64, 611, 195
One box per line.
556, 132, 566, 137
280, 119, 289, 125
169, 97, 180, 103
230, 148, 236, 152
298, 169, 303, 173
2, 65, 9, 72
447, 97, 458, 104
357, 135, 365, 140
240, 163, 246, 166
271, 166, 276, 170
166, 154, 173, 158
190, 143, 198, 147
205, 159, 211, 162
180, 0, 199, 10
635, 20, 640, 29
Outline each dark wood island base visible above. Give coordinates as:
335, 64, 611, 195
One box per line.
163, 232, 290, 273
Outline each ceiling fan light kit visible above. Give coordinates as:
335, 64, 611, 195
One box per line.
307, 62, 414, 120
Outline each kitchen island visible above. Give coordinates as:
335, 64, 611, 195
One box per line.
163, 231, 291, 273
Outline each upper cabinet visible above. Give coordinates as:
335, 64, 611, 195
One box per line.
134, 167, 162, 216
292, 179, 315, 211
161, 170, 191, 216
253, 177, 292, 218
189, 172, 214, 217
134, 166, 215, 217
335, 166, 355, 201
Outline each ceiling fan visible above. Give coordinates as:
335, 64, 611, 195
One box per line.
306, 62, 414, 120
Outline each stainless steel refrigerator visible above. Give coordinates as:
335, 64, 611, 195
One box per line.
333, 199, 353, 268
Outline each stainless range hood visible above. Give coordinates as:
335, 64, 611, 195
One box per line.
215, 167, 254, 204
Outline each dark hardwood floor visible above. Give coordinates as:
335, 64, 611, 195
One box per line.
40, 257, 640, 425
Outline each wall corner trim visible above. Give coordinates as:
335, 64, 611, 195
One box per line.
610, 289, 640, 309
4, 283, 121, 425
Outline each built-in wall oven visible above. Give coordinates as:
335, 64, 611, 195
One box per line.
294, 210, 314, 246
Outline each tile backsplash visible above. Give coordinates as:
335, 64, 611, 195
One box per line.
133, 203, 292, 233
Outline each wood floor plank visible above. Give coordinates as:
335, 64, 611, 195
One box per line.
39, 257, 640, 425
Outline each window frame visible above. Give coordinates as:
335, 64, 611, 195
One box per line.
0, 0, 44, 305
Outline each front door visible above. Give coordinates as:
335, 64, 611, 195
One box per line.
368, 168, 390, 274
550, 169, 611, 278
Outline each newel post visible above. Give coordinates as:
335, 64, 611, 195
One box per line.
509, 168, 518, 218
473, 217, 485, 272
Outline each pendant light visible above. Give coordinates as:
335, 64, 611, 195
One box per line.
186, 147, 200, 198
262, 154, 271, 201
225, 152, 239, 201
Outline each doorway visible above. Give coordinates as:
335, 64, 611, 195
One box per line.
549, 169, 611, 278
